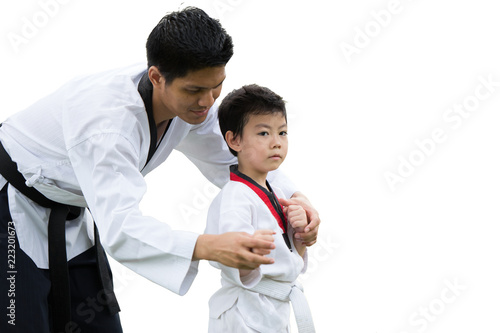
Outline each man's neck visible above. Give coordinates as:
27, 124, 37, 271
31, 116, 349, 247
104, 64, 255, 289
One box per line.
151, 88, 174, 127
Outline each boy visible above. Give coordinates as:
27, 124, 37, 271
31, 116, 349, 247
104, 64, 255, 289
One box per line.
205, 84, 315, 332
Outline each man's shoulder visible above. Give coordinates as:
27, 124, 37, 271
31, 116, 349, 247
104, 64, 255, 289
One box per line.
79, 62, 146, 80
64, 63, 146, 94
62, 63, 147, 110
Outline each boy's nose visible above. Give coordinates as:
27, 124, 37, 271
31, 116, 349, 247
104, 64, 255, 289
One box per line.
271, 136, 282, 148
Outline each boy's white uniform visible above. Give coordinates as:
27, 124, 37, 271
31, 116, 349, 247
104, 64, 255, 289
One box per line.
205, 166, 307, 332
0, 63, 296, 295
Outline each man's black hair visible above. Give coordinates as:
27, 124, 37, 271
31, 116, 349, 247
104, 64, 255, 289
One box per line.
146, 7, 234, 83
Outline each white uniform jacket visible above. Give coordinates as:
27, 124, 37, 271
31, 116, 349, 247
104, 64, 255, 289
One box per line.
205, 166, 307, 332
0, 64, 297, 296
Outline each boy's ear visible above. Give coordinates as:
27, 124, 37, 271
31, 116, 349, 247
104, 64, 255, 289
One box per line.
225, 131, 242, 153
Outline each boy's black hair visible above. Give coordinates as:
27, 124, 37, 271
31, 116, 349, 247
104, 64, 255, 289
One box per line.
146, 7, 234, 84
218, 84, 287, 156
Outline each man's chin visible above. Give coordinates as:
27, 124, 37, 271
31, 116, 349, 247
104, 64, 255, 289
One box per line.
182, 109, 208, 124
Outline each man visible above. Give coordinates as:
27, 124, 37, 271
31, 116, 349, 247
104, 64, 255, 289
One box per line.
0, 7, 319, 332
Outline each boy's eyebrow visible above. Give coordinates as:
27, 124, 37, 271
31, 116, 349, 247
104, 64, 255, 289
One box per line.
186, 77, 226, 90
254, 123, 288, 129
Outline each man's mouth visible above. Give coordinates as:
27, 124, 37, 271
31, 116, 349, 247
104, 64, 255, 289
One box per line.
191, 108, 209, 116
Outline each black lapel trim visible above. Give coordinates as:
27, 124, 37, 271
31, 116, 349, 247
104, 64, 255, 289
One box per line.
138, 72, 171, 171
138, 72, 156, 170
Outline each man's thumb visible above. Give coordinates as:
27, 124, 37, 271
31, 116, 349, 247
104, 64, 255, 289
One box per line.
278, 197, 292, 207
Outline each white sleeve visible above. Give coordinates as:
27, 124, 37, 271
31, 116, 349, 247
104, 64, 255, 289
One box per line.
206, 186, 262, 288
267, 168, 298, 199
174, 105, 236, 188
68, 133, 199, 296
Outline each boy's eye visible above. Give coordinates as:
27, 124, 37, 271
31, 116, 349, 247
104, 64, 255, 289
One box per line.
280, 131, 288, 136
258, 132, 269, 136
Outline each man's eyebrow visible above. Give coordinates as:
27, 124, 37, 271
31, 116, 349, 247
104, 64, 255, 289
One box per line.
186, 77, 226, 90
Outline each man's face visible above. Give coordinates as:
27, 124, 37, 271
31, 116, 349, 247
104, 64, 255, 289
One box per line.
157, 66, 226, 125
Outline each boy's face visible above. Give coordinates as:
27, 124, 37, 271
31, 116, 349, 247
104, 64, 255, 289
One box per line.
235, 113, 288, 182
154, 66, 226, 125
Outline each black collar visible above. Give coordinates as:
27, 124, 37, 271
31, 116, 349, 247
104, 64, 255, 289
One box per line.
138, 72, 170, 170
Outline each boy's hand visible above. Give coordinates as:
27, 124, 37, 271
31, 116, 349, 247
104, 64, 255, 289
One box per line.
285, 204, 308, 257
286, 205, 307, 233
280, 192, 320, 246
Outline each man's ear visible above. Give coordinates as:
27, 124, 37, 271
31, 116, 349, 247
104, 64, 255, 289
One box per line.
148, 66, 163, 87
225, 131, 242, 153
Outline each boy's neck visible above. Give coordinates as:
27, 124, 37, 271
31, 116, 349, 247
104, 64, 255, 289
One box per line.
236, 164, 268, 189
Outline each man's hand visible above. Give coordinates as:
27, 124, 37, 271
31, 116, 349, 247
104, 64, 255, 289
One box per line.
251, 229, 276, 255
193, 231, 276, 270
279, 191, 320, 246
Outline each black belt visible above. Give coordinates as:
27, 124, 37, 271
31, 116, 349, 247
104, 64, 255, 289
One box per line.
0, 139, 120, 331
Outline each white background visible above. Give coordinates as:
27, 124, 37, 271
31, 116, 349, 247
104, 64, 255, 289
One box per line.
1, 0, 500, 332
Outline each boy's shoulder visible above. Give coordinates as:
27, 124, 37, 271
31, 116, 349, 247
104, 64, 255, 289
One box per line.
220, 179, 257, 198
207, 180, 259, 220
212, 180, 261, 207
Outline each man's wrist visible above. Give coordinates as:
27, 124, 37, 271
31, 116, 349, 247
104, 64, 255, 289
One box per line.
193, 234, 215, 261
294, 239, 307, 257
